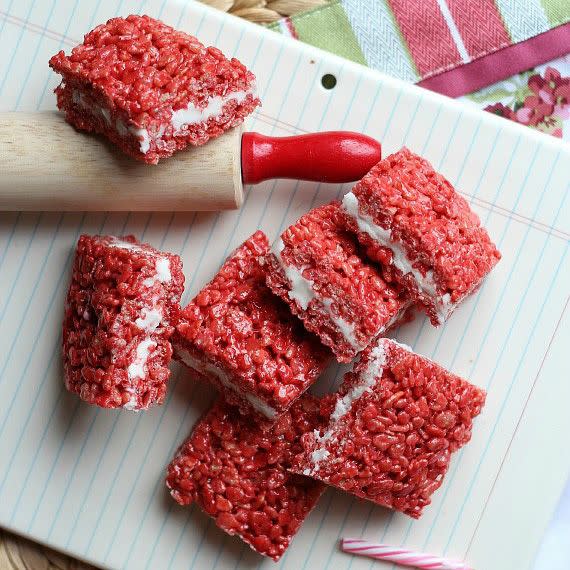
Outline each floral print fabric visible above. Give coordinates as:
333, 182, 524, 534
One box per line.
465, 54, 570, 140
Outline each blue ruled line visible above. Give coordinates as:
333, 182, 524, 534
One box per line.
0, 0, 18, 39
0, 213, 65, 440
21, 214, 109, 533
14, 0, 58, 109
0, 0, 38, 97
0, 213, 42, 329
426, 149, 556, 543
442, 178, 568, 554
0, 212, 21, 271
23, 398, 82, 530
34, 0, 82, 109
7, 350, 65, 522
3, 213, 91, 522
444, 242, 569, 554
62, 412, 122, 548
45, 408, 102, 540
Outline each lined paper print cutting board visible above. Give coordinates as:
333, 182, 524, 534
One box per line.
0, 1, 569, 569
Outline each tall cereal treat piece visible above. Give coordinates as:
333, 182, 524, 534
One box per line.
63, 234, 184, 410
173, 231, 331, 420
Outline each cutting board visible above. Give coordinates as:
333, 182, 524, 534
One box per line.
0, 1, 569, 569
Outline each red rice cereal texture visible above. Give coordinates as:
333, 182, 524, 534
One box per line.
265, 201, 409, 363
49, 15, 260, 164
341, 148, 501, 325
172, 231, 331, 420
290, 338, 486, 518
166, 396, 328, 560
63, 234, 184, 410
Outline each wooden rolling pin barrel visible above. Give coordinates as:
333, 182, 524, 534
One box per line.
0, 112, 382, 211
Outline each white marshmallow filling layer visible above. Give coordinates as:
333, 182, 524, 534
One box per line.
272, 239, 363, 351
72, 86, 256, 154
303, 342, 389, 476
341, 192, 452, 323
272, 239, 401, 353
176, 349, 277, 420
108, 239, 172, 410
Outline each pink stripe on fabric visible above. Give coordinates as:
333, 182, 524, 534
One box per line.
388, 0, 462, 77
285, 17, 299, 40
446, 0, 511, 57
418, 22, 570, 97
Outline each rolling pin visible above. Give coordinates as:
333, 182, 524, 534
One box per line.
0, 112, 381, 211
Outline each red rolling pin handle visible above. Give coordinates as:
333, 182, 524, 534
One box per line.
241, 131, 381, 185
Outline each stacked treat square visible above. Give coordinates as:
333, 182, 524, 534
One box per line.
49, 15, 260, 164
63, 149, 500, 561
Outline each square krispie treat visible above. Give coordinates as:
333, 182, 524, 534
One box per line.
173, 231, 331, 420
264, 202, 409, 363
49, 15, 260, 164
166, 396, 328, 561
63, 235, 184, 410
341, 148, 501, 325
290, 338, 486, 518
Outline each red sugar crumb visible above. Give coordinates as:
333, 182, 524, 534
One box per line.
265, 201, 408, 363
173, 231, 331, 420
290, 338, 485, 518
166, 397, 328, 560
49, 15, 260, 164
341, 148, 501, 325
62, 234, 184, 410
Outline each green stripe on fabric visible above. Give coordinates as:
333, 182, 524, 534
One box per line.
494, 0, 550, 44
268, 1, 367, 66
540, 0, 570, 25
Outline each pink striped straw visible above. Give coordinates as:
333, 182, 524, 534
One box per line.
341, 538, 473, 570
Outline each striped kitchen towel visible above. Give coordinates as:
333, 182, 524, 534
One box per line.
269, 0, 570, 97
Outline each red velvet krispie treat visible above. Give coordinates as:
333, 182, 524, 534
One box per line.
63, 235, 184, 410
341, 148, 501, 325
166, 397, 328, 561
173, 231, 331, 420
264, 202, 409, 363
290, 338, 486, 518
49, 15, 260, 164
